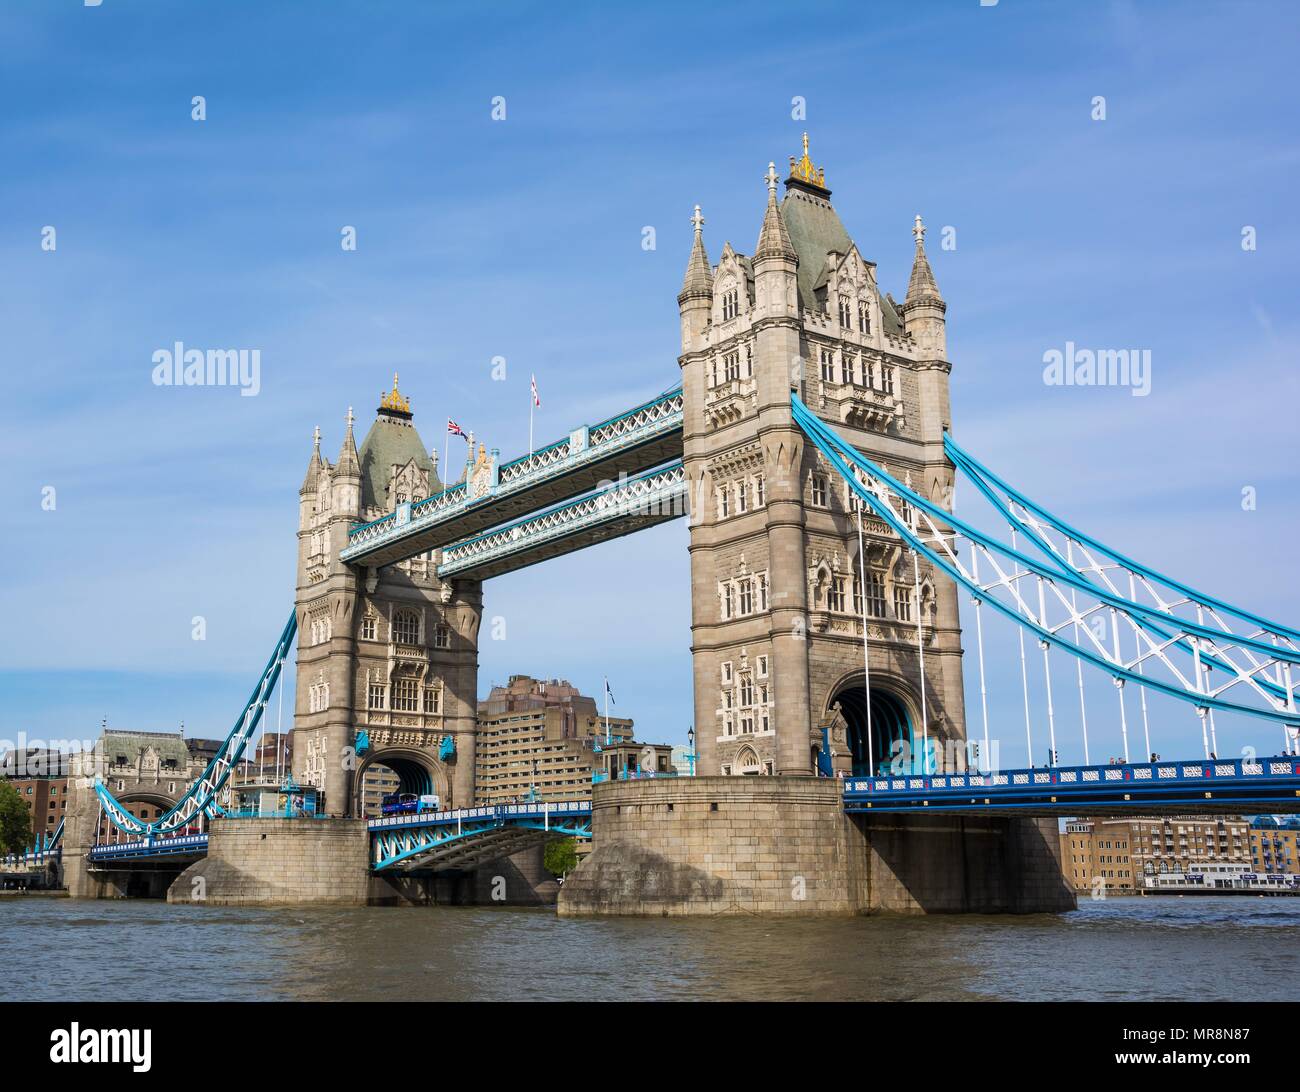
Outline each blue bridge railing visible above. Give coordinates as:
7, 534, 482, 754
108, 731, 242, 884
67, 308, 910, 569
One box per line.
843, 756, 1300, 814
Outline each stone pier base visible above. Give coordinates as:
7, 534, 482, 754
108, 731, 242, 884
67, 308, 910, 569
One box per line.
556, 777, 1075, 917
169, 818, 371, 906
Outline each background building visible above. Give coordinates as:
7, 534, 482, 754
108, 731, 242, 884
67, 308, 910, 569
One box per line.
475, 675, 671, 804
1, 748, 71, 842
1249, 816, 1300, 878
1060, 815, 1251, 893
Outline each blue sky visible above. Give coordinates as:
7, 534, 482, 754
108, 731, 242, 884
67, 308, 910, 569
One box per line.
0, 0, 1296, 767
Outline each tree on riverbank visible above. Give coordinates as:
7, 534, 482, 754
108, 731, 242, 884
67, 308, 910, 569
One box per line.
543, 837, 579, 878
0, 782, 32, 855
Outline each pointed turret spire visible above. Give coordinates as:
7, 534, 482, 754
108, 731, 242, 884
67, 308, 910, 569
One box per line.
300, 426, 323, 494
754, 162, 795, 262
336, 406, 361, 478
678, 205, 713, 303
905, 214, 943, 305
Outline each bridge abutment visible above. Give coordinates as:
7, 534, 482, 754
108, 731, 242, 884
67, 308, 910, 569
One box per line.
557, 778, 1075, 916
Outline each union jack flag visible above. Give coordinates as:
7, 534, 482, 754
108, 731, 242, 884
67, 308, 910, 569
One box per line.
447, 418, 467, 439
530, 374, 541, 408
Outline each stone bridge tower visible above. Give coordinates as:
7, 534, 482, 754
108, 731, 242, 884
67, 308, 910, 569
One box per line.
294, 377, 482, 816
678, 136, 967, 779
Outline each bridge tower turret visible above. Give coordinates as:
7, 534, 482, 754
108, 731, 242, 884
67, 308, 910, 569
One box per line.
679, 135, 968, 779
293, 378, 481, 816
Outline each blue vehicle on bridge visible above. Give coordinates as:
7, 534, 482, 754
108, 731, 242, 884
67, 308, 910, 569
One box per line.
381, 792, 440, 816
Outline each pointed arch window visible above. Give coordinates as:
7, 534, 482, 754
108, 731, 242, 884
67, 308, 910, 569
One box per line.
838, 295, 852, 328
858, 299, 871, 334
393, 610, 420, 645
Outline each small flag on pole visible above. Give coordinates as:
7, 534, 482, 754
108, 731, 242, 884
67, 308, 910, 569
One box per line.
447, 418, 467, 439
605, 678, 616, 705
531, 374, 541, 407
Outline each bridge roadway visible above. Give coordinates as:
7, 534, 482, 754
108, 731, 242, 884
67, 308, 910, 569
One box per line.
845, 755, 1300, 816
67, 756, 1300, 876
341, 387, 683, 569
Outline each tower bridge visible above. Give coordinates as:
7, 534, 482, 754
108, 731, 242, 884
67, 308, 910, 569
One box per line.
45, 135, 1300, 914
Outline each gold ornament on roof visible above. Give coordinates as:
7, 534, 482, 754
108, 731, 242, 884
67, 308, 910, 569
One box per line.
380, 372, 411, 414
788, 132, 826, 188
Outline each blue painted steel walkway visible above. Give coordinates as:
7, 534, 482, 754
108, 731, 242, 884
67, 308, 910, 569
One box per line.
843, 756, 1300, 816
86, 833, 209, 864
342, 387, 683, 568
369, 801, 593, 871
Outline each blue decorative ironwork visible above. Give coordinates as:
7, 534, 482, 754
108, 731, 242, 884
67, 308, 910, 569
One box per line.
438, 735, 455, 761
341, 387, 684, 565
368, 801, 593, 871
843, 756, 1300, 815
87, 833, 210, 863
437, 462, 687, 579
95, 610, 298, 837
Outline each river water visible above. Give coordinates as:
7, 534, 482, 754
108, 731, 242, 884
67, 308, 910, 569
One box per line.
3, 895, 1297, 1002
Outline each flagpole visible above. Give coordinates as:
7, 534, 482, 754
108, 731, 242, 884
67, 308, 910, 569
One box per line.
529, 395, 534, 456
444, 424, 449, 488
604, 677, 610, 746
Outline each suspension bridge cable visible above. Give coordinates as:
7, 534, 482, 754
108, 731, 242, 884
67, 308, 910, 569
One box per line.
970, 543, 992, 774
1010, 529, 1036, 767
791, 398, 1300, 725
856, 503, 875, 777
1036, 575, 1058, 766
911, 546, 930, 774
1066, 540, 1091, 765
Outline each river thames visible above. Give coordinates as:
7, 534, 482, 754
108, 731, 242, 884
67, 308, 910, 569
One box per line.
3, 895, 1297, 1002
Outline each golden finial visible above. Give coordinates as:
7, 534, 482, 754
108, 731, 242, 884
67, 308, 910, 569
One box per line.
788, 131, 826, 189
379, 371, 411, 414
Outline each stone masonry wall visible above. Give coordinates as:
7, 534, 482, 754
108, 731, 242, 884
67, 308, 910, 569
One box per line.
558, 776, 866, 916
168, 818, 370, 906
558, 778, 1076, 917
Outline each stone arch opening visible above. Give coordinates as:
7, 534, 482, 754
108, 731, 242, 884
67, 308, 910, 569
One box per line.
353, 748, 447, 818
829, 680, 915, 777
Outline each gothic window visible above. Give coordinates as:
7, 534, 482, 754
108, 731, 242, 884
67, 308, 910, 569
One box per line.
721, 661, 733, 684
723, 350, 740, 382
434, 624, 451, 649
841, 353, 854, 385
811, 474, 828, 508
360, 615, 376, 641
828, 576, 847, 612
393, 610, 420, 645
838, 295, 852, 327
757, 572, 769, 611
881, 365, 896, 396
858, 299, 870, 334
735, 747, 762, 775
392, 677, 419, 712
865, 572, 886, 617
820, 347, 835, 383
423, 686, 442, 714
368, 683, 386, 710
721, 288, 740, 321
717, 487, 730, 520
739, 578, 753, 615
721, 583, 734, 619
736, 481, 748, 514
894, 585, 913, 622
756, 655, 769, 679
755, 475, 766, 506
740, 677, 755, 707
863, 357, 875, 389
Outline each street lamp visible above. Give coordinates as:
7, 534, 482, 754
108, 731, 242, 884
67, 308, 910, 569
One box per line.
686, 726, 696, 777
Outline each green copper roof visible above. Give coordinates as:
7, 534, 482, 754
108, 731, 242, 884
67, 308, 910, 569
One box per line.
357, 413, 441, 511
779, 185, 903, 336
